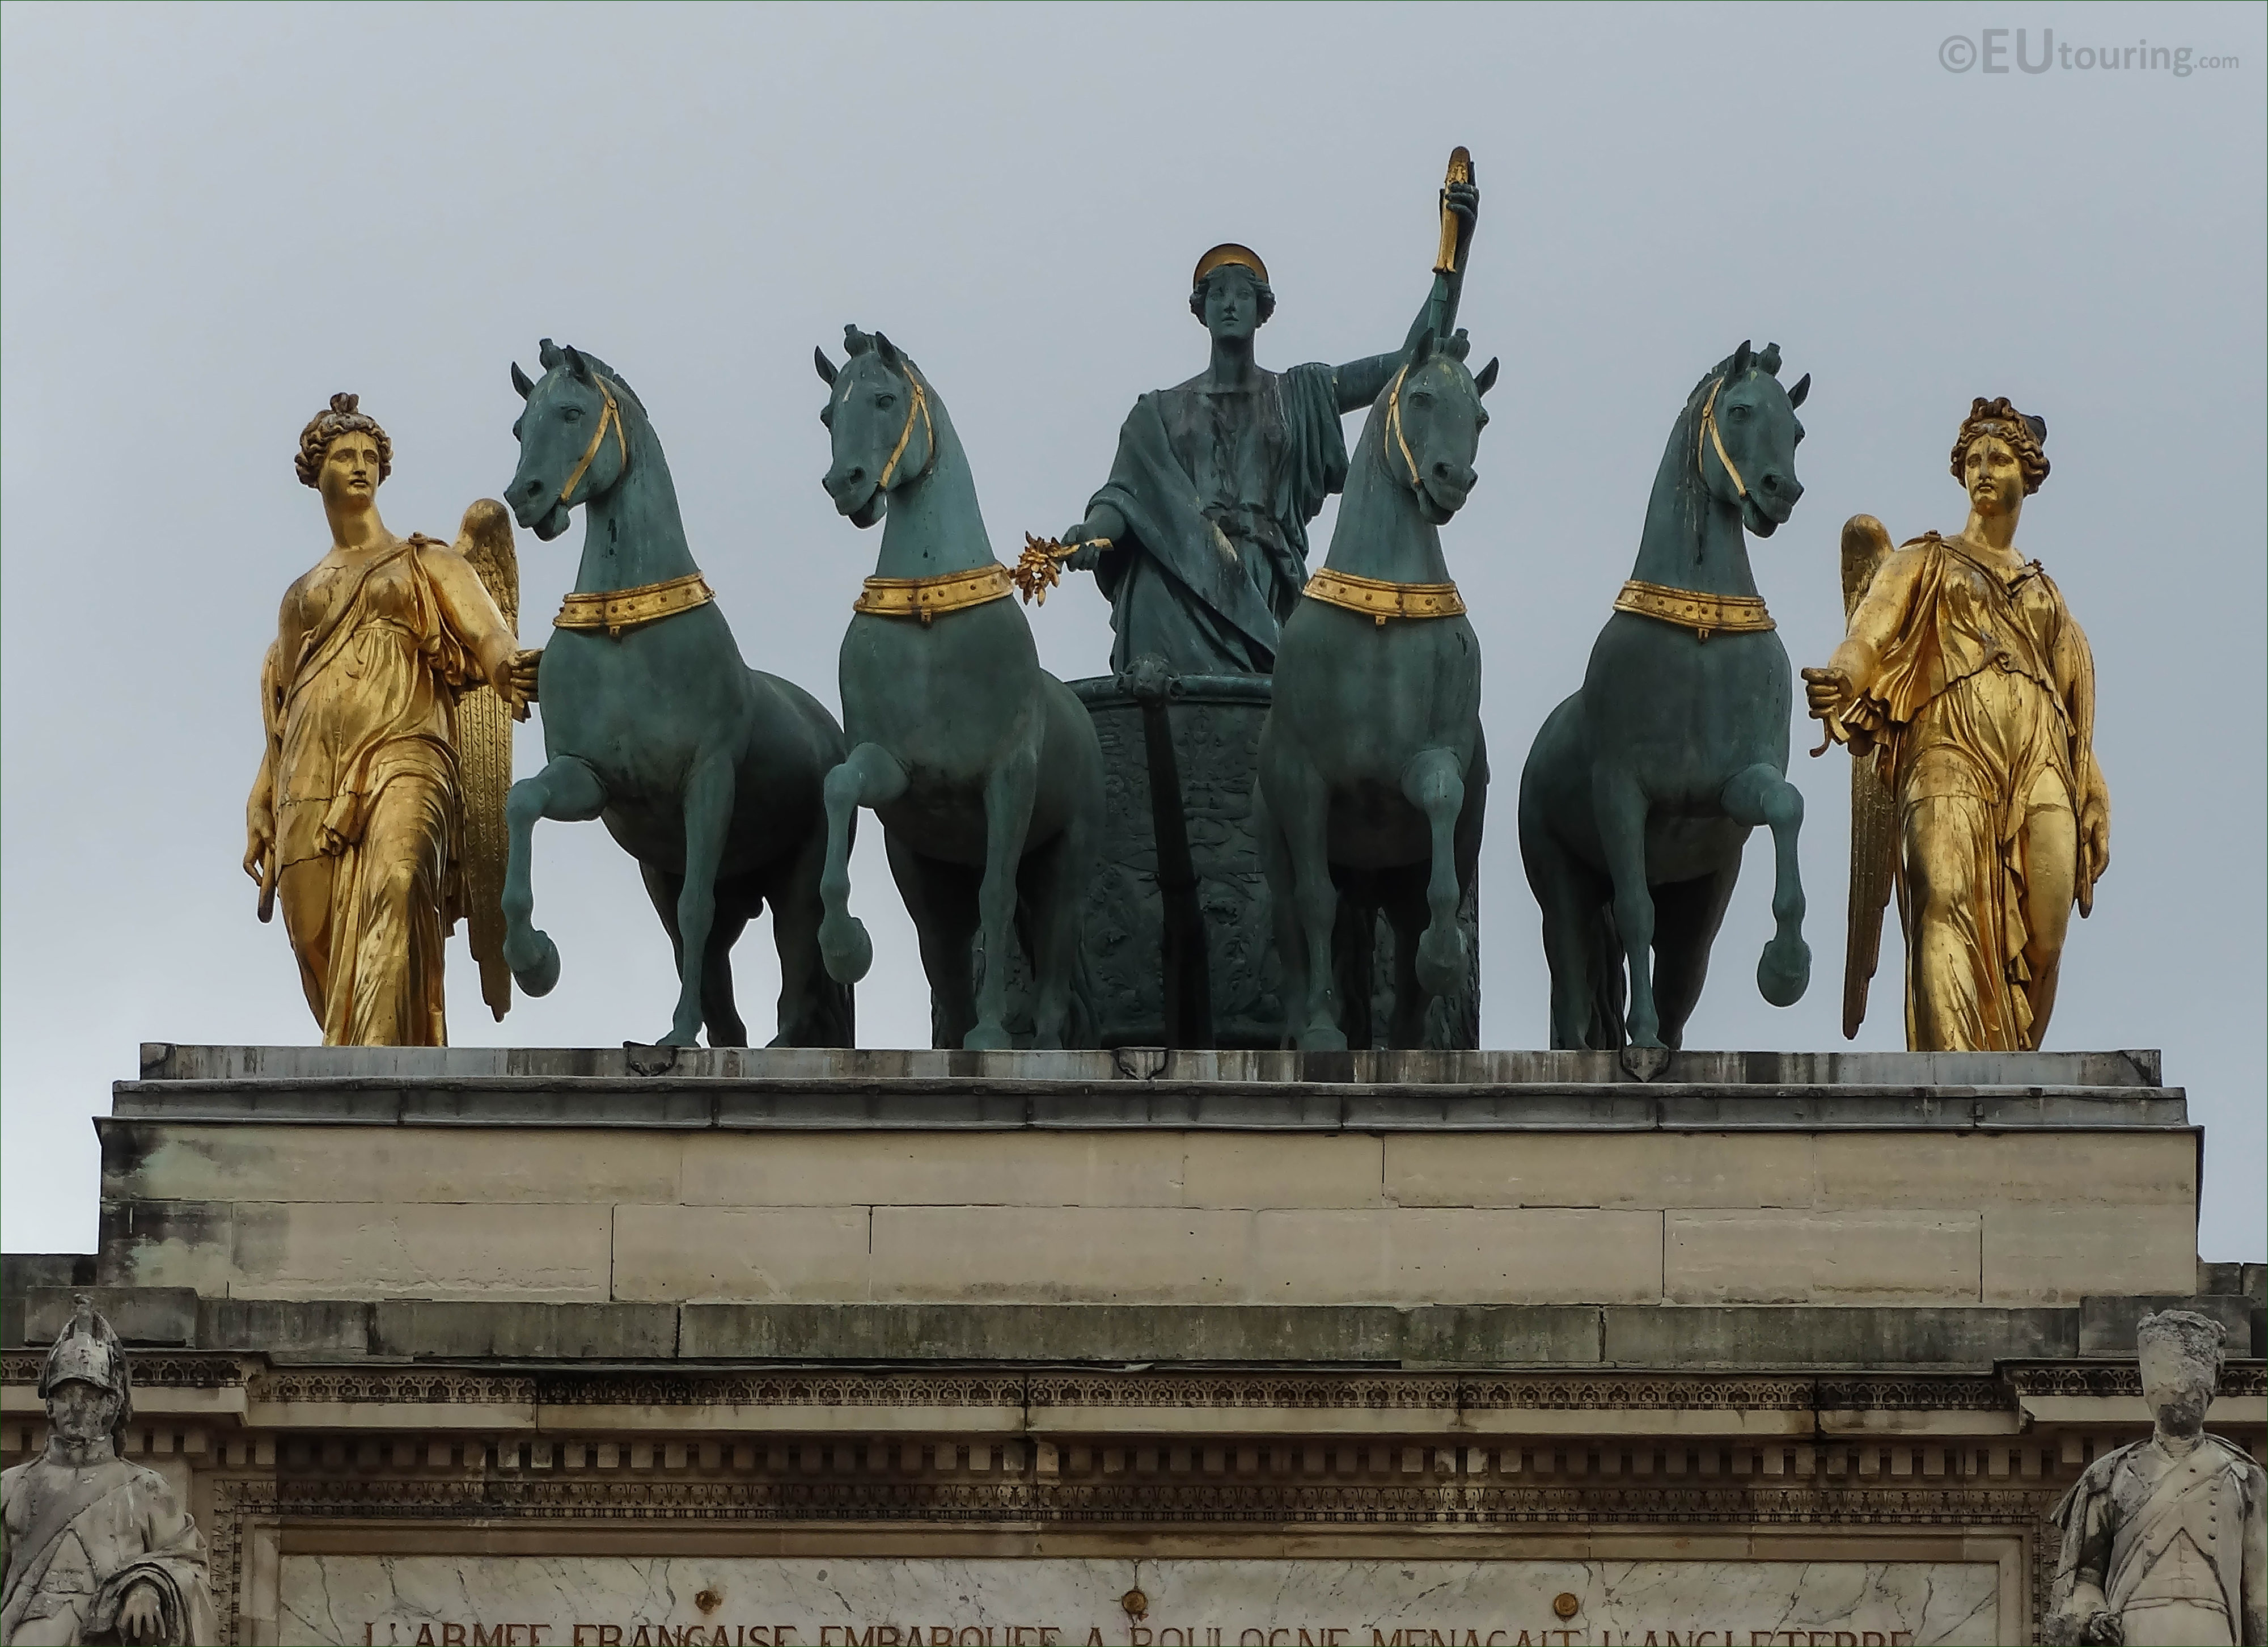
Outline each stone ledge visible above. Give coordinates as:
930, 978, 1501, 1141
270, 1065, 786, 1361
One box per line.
107, 1079, 2190, 1131
12, 1290, 2252, 1364
136, 1042, 2167, 1087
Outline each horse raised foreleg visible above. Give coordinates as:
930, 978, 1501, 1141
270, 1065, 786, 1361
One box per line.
1592, 766, 1664, 1050
1400, 748, 1470, 1004
967, 744, 1040, 1051
1721, 763, 1811, 1007
816, 742, 905, 986
657, 751, 737, 1046
501, 755, 607, 997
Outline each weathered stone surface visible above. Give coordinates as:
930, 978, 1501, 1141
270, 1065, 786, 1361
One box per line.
1983, 1204, 2200, 1303
1601, 1303, 2079, 1367
2079, 1292, 2257, 1357
1386, 1131, 1816, 1208
871, 1205, 1246, 1303
225, 1200, 614, 1302
611, 1205, 870, 1303
1, 1253, 94, 1346
1813, 1130, 2195, 1208
676, 1129, 1187, 1209
276, 1553, 2002, 1647
23, 1285, 196, 1346
1666, 1210, 1983, 1305
373, 1300, 679, 1359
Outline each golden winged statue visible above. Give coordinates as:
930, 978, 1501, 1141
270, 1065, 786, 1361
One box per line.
245, 395, 533, 1045
1833, 515, 1898, 1038
1803, 399, 2110, 1051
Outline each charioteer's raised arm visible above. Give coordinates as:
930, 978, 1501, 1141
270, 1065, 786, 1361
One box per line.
1332, 154, 1479, 412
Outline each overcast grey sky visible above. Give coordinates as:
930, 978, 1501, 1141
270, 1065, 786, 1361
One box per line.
4, 3, 2261, 1261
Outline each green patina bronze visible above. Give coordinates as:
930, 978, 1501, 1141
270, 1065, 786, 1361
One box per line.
1257, 330, 1499, 1051
1517, 341, 1814, 1068
815, 328, 1106, 1050
499, 341, 853, 1048
1058, 185, 1479, 674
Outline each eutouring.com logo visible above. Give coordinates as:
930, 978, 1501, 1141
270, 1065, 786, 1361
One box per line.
1939, 29, 2237, 76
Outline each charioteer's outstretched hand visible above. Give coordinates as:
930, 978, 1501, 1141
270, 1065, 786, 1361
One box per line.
1801, 665, 1854, 723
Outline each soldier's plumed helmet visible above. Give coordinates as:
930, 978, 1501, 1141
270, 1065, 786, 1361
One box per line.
40, 1295, 134, 1429
296, 391, 393, 488
1950, 396, 2049, 495
2136, 1308, 2227, 1383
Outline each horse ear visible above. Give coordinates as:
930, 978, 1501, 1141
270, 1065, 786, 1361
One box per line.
538, 338, 562, 371
562, 345, 594, 384
1474, 357, 1501, 397
814, 347, 839, 388
874, 332, 902, 369
1730, 339, 1753, 378
1787, 372, 1810, 409
1409, 330, 1436, 366
511, 362, 534, 400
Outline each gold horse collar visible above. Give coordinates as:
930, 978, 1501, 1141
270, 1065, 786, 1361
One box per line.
1613, 578, 1774, 640
554, 572, 716, 639
854, 563, 1014, 625
1304, 567, 1466, 626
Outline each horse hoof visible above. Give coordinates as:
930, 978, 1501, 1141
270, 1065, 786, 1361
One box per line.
818, 914, 874, 985
1296, 1023, 1349, 1053
1415, 925, 1469, 1000
962, 1022, 1013, 1051
507, 930, 561, 997
1758, 936, 1812, 1007
657, 1026, 702, 1049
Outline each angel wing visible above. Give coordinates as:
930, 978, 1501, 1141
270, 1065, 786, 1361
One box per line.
1839, 513, 1897, 1040
450, 499, 519, 1023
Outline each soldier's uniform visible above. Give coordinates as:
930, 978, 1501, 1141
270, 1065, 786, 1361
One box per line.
2051, 1431, 2267, 1646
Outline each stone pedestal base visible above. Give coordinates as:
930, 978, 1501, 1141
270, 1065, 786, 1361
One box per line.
6, 1046, 2261, 1645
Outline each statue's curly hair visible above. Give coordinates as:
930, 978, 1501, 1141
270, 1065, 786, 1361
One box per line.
1950, 396, 2049, 495
1190, 267, 1276, 327
295, 392, 393, 488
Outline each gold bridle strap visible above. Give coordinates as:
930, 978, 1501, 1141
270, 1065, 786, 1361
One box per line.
1384, 364, 1422, 486
877, 368, 934, 490
1304, 566, 1465, 627
1612, 577, 1774, 643
1696, 376, 1749, 500
854, 562, 1014, 627
557, 377, 629, 506
554, 572, 714, 640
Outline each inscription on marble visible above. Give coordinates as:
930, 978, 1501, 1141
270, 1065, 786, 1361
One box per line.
278, 1557, 1997, 1647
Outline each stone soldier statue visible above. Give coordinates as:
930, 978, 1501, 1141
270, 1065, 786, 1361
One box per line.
2048, 1308, 2267, 1646
1054, 162, 1480, 675
0, 1299, 220, 1645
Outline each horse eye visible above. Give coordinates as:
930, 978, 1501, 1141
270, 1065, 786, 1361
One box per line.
1728, 404, 1750, 419
562, 406, 583, 422
877, 394, 896, 409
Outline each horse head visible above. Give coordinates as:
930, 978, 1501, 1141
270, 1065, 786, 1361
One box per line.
814, 326, 933, 531
507, 339, 634, 541
1690, 340, 1809, 539
1385, 330, 1500, 526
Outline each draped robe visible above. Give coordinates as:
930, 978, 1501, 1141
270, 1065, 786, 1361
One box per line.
249, 535, 511, 1045
1088, 362, 1348, 674
1846, 533, 2099, 1050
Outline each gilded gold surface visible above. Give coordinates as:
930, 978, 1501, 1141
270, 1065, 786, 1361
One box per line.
245, 407, 531, 1045
1611, 577, 1775, 640
1834, 517, 1899, 1041
1435, 147, 1473, 274
1804, 404, 2110, 1051
1013, 533, 1108, 606
853, 561, 1015, 624
552, 571, 714, 638
1303, 566, 1465, 625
